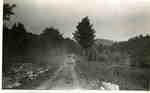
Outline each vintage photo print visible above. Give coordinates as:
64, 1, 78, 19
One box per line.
2, 0, 150, 91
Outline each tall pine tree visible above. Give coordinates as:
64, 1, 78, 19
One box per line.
73, 16, 95, 56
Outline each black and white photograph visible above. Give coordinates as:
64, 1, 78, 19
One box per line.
2, 0, 150, 91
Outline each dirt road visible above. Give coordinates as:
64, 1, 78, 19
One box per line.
36, 54, 120, 90
36, 54, 80, 90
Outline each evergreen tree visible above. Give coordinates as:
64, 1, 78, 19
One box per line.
3, 3, 16, 21
40, 27, 63, 43
11, 22, 26, 32
40, 27, 64, 54
73, 16, 95, 56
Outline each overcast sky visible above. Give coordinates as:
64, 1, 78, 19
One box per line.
4, 0, 150, 41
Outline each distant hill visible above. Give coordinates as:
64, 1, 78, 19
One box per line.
95, 39, 114, 46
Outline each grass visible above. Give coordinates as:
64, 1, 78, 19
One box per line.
2, 54, 65, 89
16, 66, 58, 89
76, 56, 150, 90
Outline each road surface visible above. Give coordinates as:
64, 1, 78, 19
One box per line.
36, 54, 80, 90
36, 54, 120, 90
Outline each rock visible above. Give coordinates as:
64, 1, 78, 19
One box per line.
7, 82, 21, 88
101, 81, 119, 90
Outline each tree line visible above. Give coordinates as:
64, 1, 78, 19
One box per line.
3, 3, 80, 72
3, 3, 150, 70
3, 3, 95, 58
112, 35, 150, 67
